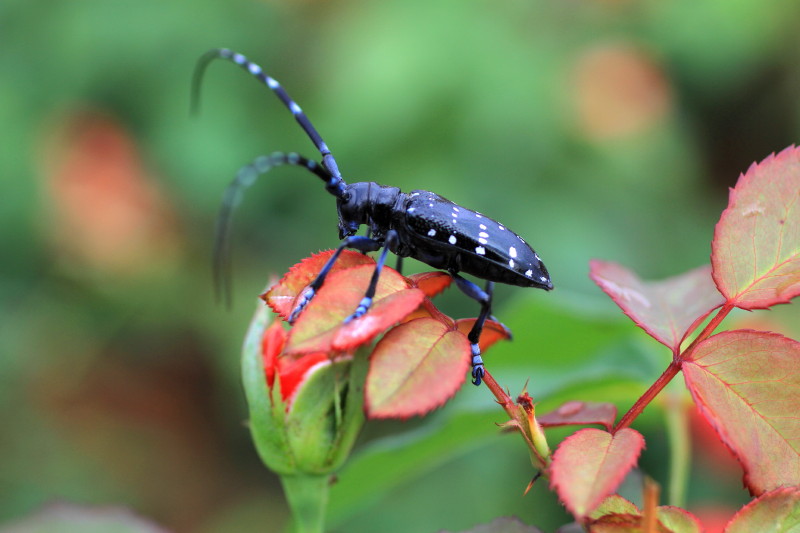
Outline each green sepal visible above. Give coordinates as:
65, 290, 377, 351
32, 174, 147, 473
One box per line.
241, 304, 296, 474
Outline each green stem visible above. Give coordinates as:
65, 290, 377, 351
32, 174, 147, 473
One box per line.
664, 389, 690, 508
281, 474, 330, 533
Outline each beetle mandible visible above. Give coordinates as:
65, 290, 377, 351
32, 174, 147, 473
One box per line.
193, 48, 553, 386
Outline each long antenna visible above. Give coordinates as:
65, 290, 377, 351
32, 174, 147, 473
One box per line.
213, 152, 338, 306
192, 48, 344, 183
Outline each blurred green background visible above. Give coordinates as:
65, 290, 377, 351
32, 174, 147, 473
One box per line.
3, 0, 800, 531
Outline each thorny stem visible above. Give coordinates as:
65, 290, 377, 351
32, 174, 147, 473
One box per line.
483, 370, 517, 419
614, 304, 734, 432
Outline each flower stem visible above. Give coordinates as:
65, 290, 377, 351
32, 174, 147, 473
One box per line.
280, 474, 330, 533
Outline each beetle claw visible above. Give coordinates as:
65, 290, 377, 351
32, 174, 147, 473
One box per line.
288, 287, 316, 323
343, 297, 372, 324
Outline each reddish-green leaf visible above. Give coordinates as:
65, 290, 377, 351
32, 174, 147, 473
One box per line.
455, 318, 511, 352
590, 497, 702, 533
590, 260, 723, 352
683, 330, 800, 495
549, 427, 645, 518
588, 514, 670, 533
712, 146, 800, 310
407, 271, 452, 297
538, 401, 618, 432
263, 250, 375, 319
590, 495, 640, 518
366, 317, 470, 419
285, 264, 425, 354
657, 507, 704, 533
724, 486, 800, 533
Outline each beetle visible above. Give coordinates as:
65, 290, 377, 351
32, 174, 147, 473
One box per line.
193, 48, 553, 386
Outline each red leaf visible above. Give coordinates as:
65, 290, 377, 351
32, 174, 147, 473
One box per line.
455, 318, 511, 352
365, 317, 470, 419
683, 330, 800, 495
538, 401, 618, 432
723, 486, 800, 532
407, 271, 452, 297
285, 264, 425, 354
263, 250, 375, 319
261, 321, 288, 389
712, 145, 800, 310
549, 428, 645, 519
259, 321, 331, 405
590, 260, 724, 352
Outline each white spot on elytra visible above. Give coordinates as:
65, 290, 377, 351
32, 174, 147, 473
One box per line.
509, 259, 515, 268
449, 235, 457, 245
475, 246, 486, 255
478, 231, 489, 238
428, 228, 436, 237
453, 207, 460, 212
509, 246, 517, 258
479, 224, 487, 230
479, 238, 488, 244
498, 225, 505, 231
407, 207, 416, 213
525, 269, 533, 277
540, 276, 548, 282
428, 203, 434, 208
476, 214, 483, 219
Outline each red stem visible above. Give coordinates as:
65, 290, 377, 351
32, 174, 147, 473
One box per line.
614, 360, 682, 432
482, 370, 516, 419
614, 303, 734, 432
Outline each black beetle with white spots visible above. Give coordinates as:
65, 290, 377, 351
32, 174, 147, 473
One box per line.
193, 49, 553, 386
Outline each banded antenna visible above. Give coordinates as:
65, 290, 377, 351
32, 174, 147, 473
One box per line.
192, 48, 344, 183
191, 50, 347, 304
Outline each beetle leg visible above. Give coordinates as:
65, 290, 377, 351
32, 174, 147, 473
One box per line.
451, 275, 495, 386
289, 235, 382, 323
343, 230, 399, 323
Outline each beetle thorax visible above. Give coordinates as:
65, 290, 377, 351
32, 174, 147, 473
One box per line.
337, 182, 402, 238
